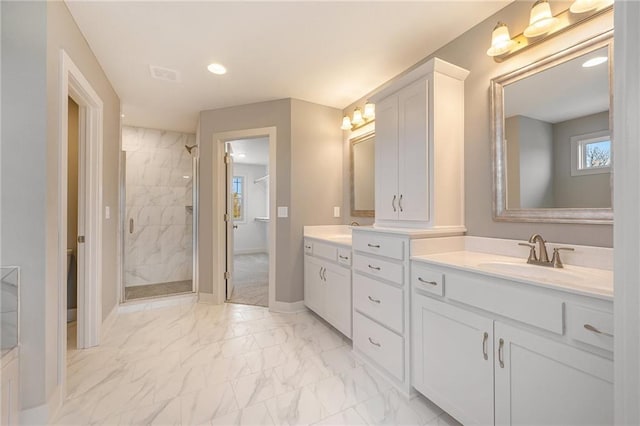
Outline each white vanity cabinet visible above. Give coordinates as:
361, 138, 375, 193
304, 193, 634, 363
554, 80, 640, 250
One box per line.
303, 239, 352, 338
411, 261, 614, 426
371, 57, 469, 229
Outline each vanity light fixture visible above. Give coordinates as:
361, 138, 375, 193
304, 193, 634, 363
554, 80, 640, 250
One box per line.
487, 0, 613, 62
582, 56, 608, 67
487, 22, 516, 57
341, 101, 375, 131
524, 0, 558, 38
570, 0, 614, 14
207, 63, 227, 75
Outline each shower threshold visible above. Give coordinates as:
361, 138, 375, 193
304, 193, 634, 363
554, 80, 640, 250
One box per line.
125, 280, 193, 301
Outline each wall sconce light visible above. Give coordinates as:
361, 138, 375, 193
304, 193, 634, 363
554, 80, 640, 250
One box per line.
486, 0, 613, 62
341, 101, 375, 131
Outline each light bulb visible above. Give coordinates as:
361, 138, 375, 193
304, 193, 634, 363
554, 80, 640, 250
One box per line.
363, 101, 375, 120
352, 108, 364, 126
524, 0, 558, 38
487, 22, 515, 57
340, 116, 352, 130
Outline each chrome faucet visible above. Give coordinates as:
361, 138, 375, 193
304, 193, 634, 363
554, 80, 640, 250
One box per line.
350, 221, 360, 226
518, 233, 574, 268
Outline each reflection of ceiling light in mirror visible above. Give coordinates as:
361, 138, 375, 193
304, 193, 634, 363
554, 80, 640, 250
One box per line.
207, 63, 227, 75
570, 0, 614, 14
231, 153, 246, 158
524, 0, 558, 38
582, 56, 608, 67
487, 22, 515, 57
182, 175, 190, 179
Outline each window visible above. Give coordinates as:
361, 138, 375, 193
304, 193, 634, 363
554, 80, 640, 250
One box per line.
571, 131, 612, 176
232, 176, 244, 221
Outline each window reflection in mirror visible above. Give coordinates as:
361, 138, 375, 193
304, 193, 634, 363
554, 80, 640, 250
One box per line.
350, 132, 375, 217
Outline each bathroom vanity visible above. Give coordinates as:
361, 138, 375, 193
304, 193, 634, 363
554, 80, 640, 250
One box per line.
411, 237, 613, 425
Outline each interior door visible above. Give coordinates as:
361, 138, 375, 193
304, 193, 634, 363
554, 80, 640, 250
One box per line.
225, 145, 235, 300
76, 105, 87, 349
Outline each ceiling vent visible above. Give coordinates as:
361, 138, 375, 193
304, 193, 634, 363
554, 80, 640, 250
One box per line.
149, 65, 180, 82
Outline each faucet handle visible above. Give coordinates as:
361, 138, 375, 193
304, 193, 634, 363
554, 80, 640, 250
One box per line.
551, 247, 575, 268
518, 242, 537, 263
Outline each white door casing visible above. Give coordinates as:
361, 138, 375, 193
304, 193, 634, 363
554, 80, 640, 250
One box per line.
225, 148, 235, 300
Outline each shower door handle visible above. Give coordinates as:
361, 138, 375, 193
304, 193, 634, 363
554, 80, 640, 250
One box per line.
129, 218, 134, 234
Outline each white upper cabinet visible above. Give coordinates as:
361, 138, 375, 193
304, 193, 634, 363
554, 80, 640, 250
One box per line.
371, 58, 469, 229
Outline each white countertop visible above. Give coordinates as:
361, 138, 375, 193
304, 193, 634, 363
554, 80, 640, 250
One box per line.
412, 250, 613, 301
304, 225, 352, 247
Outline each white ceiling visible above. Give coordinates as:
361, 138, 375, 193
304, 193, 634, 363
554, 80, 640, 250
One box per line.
65, 1, 512, 133
228, 137, 269, 166
505, 46, 610, 124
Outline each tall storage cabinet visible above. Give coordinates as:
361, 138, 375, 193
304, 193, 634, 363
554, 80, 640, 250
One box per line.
371, 58, 469, 229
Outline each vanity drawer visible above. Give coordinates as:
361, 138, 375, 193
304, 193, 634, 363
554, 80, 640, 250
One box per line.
353, 234, 404, 260
567, 304, 613, 352
354, 273, 403, 334
411, 263, 444, 296
304, 240, 313, 255
353, 312, 404, 381
353, 253, 403, 285
337, 248, 352, 266
312, 241, 337, 262
446, 271, 564, 334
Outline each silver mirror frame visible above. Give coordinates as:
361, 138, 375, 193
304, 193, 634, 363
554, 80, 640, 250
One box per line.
350, 130, 375, 218
491, 30, 613, 224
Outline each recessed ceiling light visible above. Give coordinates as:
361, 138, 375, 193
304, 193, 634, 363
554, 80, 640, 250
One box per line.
582, 56, 608, 68
207, 63, 227, 75
231, 153, 245, 158
182, 175, 191, 179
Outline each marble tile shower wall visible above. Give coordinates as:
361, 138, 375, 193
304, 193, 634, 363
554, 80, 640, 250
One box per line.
122, 126, 195, 287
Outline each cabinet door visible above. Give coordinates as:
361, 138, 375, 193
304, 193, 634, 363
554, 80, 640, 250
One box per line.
495, 322, 613, 426
375, 94, 399, 221
323, 263, 352, 338
412, 293, 494, 425
398, 78, 429, 222
304, 256, 325, 315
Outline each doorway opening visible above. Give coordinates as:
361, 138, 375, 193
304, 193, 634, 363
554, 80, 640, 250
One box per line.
121, 127, 198, 302
66, 97, 79, 353
225, 137, 270, 307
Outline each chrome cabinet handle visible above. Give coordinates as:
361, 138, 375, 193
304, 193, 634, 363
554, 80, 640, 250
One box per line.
482, 332, 489, 360
368, 264, 381, 271
584, 324, 614, 338
368, 295, 381, 304
129, 218, 134, 234
498, 338, 505, 368
304, 245, 312, 250
368, 337, 381, 347
399, 194, 403, 212
322, 267, 327, 281
418, 277, 437, 286
339, 255, 349, 260
392, 195, 397, 212
318, 267, 323, 281
367, 243, 380, 248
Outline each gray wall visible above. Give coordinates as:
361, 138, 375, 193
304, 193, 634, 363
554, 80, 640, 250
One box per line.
198, 99, 342, 303
517, 115, 555, 209
553, 111, 611, 208
342, 1, 613, 247
1, 1, 121, 410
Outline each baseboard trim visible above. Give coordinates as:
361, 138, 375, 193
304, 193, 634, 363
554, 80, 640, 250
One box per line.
197, 292, 218, 304
21, 383, 63, 425
269, 300, 307, 313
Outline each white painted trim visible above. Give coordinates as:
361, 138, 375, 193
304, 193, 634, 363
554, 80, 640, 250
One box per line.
212, 128, 277, 309
57, 50, 104, 408
197, 292, 217, 304
269, 300, 307, 314
614, 2, 640, 424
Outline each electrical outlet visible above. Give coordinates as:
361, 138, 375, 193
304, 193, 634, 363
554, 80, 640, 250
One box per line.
277, 206, 288, 218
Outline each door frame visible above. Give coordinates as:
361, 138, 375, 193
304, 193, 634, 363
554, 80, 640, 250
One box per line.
57, 49, 104, 393
213, 128, 276, 307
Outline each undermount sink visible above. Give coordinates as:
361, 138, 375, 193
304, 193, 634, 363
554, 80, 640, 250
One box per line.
477, 261, 583, 283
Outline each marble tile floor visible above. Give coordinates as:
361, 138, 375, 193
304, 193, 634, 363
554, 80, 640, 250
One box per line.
55, 302, 461, 425
229, 254, 269, 307
125, 280, 193, 301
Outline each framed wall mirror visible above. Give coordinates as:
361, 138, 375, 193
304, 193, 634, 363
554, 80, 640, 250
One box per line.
491, 31, 613, 224
350, 131, 375, 217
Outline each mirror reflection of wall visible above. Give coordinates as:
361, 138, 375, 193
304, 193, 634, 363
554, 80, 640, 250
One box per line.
504, 45, 611, 210
350, 132, 375, 216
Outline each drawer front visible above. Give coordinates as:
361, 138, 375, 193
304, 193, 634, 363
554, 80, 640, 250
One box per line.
411, 263, 444, 296
353, 312, 404, 381
354, 273, 404, 333
353, 233, 404, 260
567, 304, 613, 352
446, 271, 564, 335
337, 248, 352, 266
353, 253, 404, 285
313, 242, 337, 262
304, 240, 313, 255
